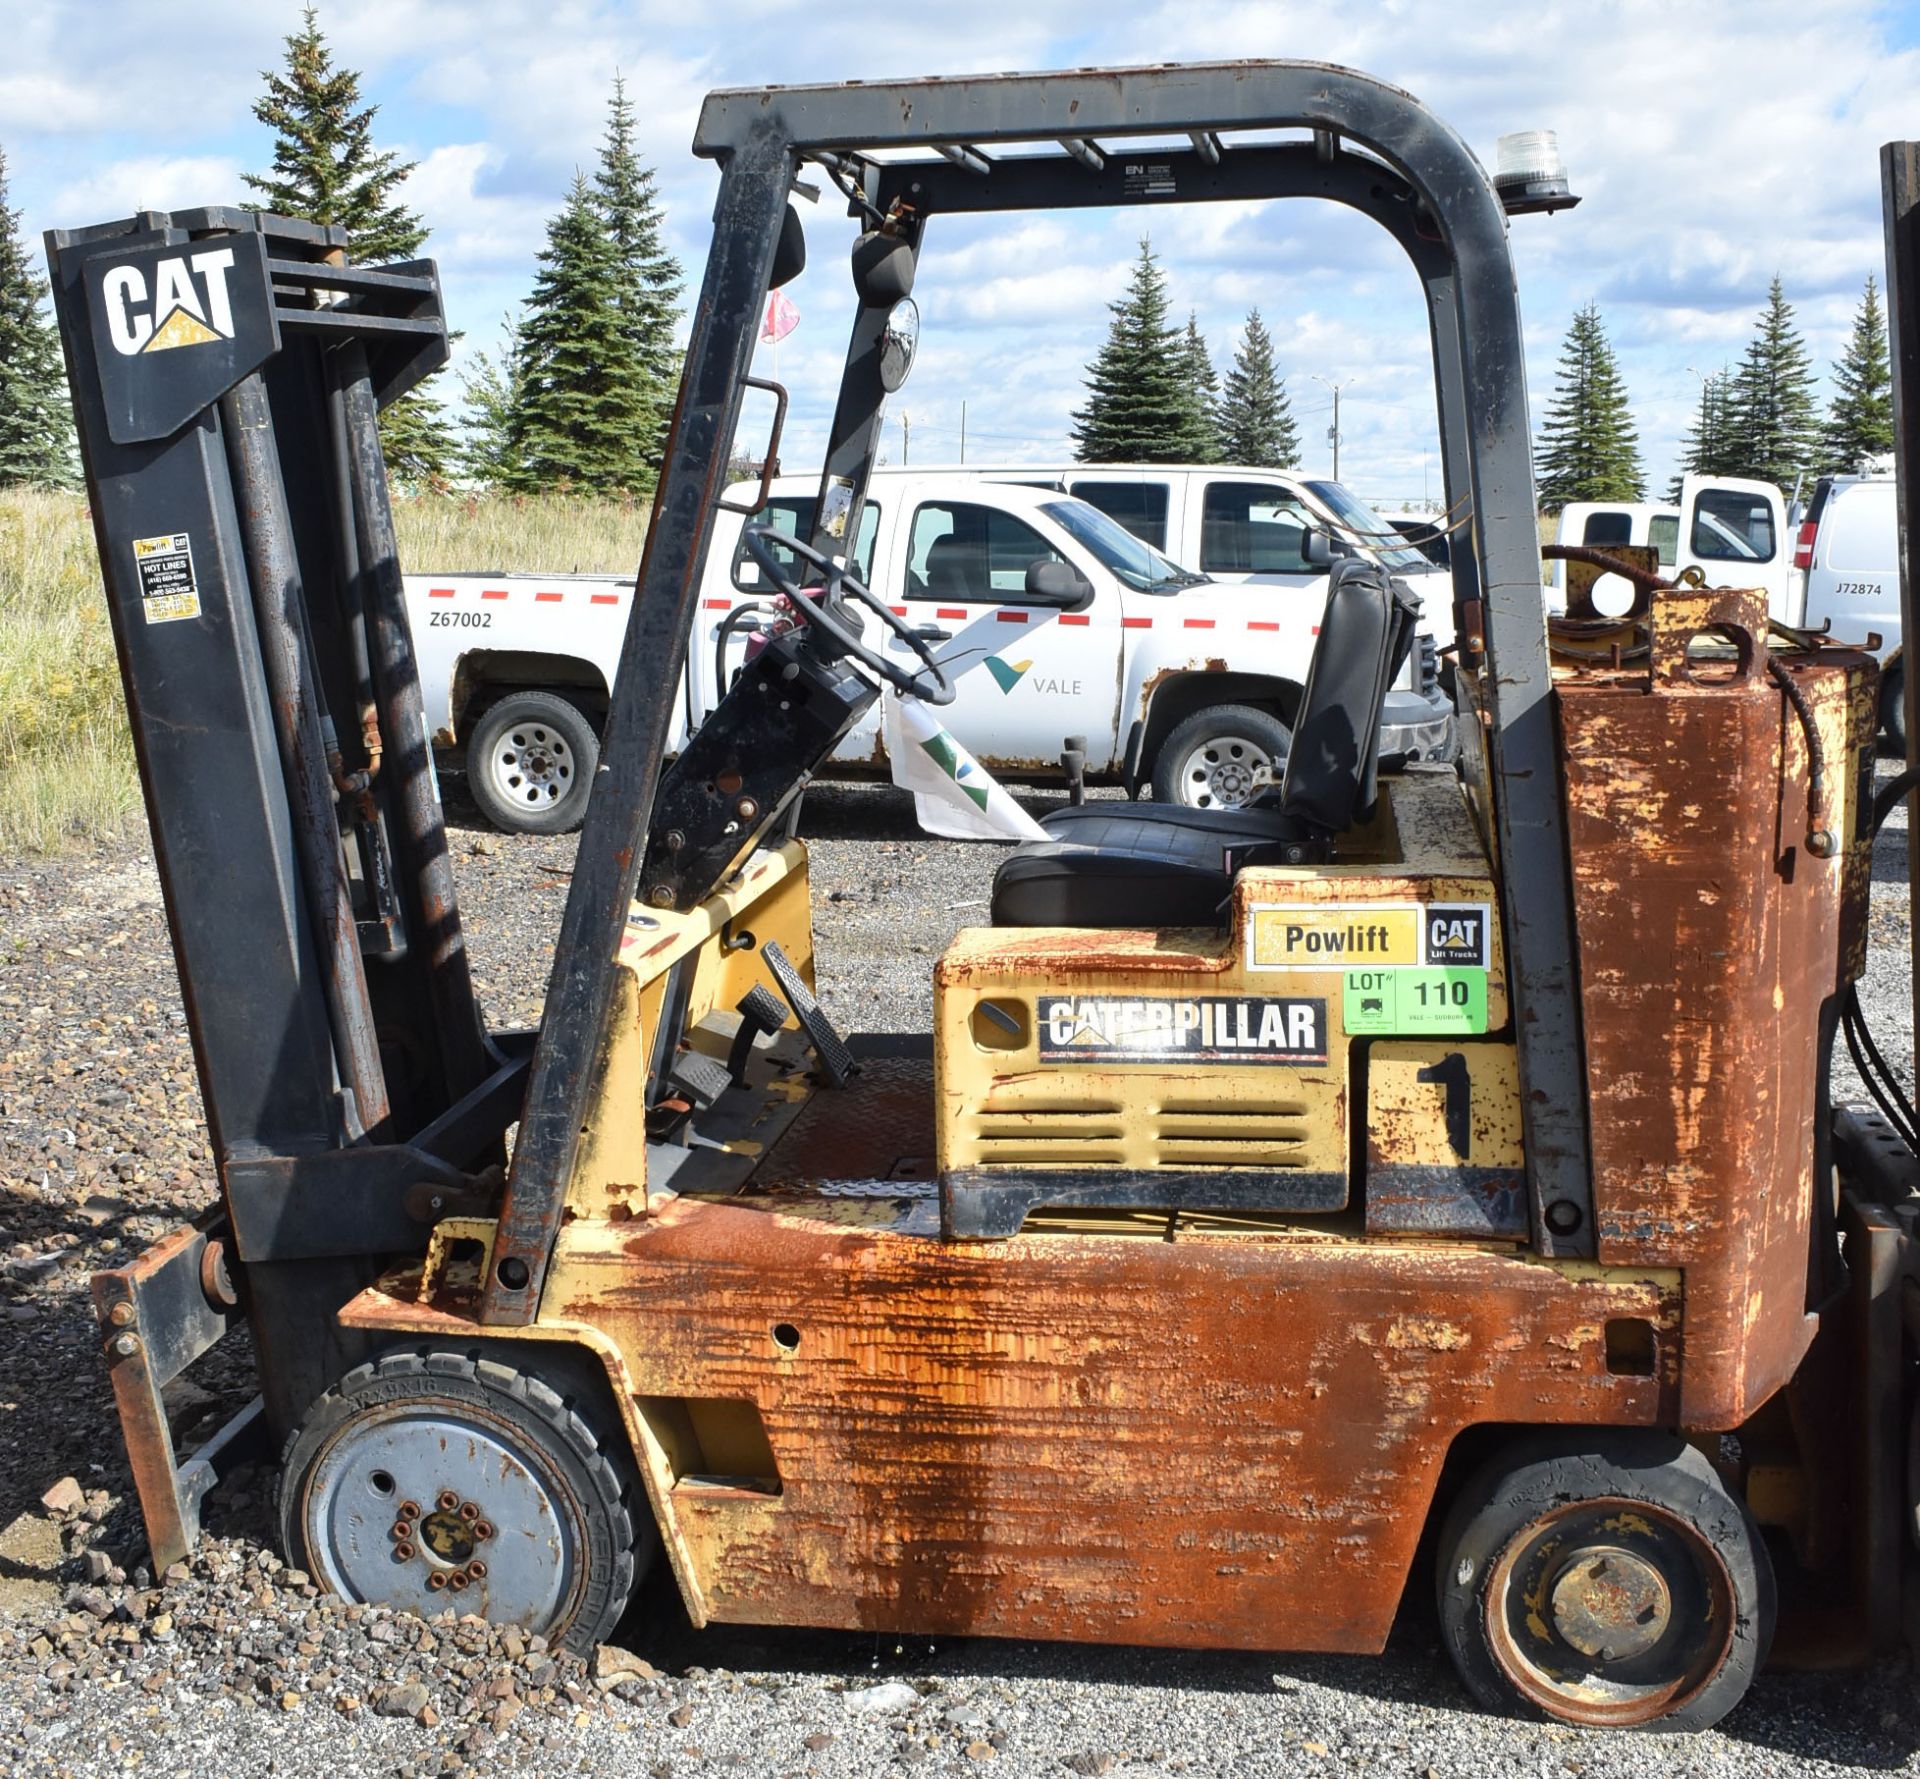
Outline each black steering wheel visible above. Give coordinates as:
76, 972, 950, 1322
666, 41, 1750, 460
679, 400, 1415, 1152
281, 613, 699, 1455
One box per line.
743, 525, 955, 706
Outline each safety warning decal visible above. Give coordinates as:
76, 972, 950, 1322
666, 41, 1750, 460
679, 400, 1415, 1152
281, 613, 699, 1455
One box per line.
1038, 995, 1326, 1064
131, 533, 201, 624
1248, 902, 1491, 973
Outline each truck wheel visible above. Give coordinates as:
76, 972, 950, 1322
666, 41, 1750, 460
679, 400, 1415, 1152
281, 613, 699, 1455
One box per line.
468, 691, 598, 835
280, 1346, 644, 1654
1151, 704, 1291, 809
1435, 1432, 1773, 1732
1882, 659, 1907, 753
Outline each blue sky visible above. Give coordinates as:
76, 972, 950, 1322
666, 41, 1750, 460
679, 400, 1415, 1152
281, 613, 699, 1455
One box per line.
8, 0, 1920, 507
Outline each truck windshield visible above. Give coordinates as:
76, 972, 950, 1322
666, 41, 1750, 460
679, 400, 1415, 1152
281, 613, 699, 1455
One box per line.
1304, 479, 1428, 571
1040, 497, 1204, 592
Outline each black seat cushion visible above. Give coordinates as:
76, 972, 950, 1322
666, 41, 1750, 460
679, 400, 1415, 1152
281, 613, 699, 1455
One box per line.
990, 803, 1312, 928
988, 557, 1415, 930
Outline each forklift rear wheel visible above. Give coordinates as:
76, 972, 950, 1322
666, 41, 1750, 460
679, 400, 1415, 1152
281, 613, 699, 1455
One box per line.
280, 1347, 641, 1653
1151, 704, 1291, 809
468, 691, 599, 835
1435, 1432, 1774, 1731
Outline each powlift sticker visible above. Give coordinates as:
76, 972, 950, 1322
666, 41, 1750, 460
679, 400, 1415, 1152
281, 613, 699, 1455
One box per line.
1250, 903, 1494, 1035
1038, 995, 1327, 1065
1249, 902, 1490, 972
131, 533, 201, 624
1250, 905, 1423, 970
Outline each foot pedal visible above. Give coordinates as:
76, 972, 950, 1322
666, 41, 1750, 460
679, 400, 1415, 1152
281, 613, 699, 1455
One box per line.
761, 940, 855, 1087
667, 1048, 733, 1109
727, 982, 789, 1084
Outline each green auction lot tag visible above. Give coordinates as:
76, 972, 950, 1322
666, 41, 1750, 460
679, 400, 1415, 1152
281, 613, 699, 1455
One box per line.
1343, 967, 1488, 1035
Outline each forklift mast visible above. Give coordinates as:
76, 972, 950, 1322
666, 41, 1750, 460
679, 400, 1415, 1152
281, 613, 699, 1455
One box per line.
44, 209, 516, 1562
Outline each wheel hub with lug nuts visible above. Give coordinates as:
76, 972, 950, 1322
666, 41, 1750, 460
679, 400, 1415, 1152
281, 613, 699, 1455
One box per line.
1179, 736, 1276, 809
304, 1410, 576, 1627
491, 723, 572, 809
1547, 1544, 1673, 1662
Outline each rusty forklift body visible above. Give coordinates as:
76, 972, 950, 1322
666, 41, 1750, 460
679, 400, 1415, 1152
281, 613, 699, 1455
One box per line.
44, 62, 1920, 1729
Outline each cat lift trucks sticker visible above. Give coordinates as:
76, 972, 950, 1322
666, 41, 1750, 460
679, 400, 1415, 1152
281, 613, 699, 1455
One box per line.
131, 533, 201, 624
1249, 901, 1492, 1035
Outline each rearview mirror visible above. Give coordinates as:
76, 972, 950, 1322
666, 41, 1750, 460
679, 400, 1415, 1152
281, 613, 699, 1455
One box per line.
1302, 527, 1332, 568
1025, 559, 1095, 610
878, 298, 919, 393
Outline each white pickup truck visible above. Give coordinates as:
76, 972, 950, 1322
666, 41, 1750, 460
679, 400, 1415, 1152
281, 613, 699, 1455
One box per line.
1545, 475, 1794, 619
403, 470, 1451, 833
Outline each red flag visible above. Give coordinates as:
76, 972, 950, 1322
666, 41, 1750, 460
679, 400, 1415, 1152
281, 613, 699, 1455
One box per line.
761, 289, 799, 344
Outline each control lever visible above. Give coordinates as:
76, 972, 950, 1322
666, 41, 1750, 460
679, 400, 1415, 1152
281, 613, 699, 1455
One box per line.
1062, 734, 1087, 806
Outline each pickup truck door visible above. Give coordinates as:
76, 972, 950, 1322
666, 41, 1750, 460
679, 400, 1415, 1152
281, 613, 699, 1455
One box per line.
1676, 475, 1790, 621
877, 496, 1123, 772
1186, 476, 1333, 644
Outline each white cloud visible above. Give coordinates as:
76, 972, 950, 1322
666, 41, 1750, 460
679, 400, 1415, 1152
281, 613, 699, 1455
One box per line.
46, 154, 247, 223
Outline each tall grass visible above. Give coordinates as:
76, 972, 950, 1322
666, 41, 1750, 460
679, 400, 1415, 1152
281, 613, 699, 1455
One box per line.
394, 491, 652, 577
0, 489, 138, 855
0, 489, 651, 856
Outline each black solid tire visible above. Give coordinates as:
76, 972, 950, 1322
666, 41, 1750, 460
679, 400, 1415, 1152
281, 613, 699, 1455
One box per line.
1882, 658, 1907, 753
279, 1346, 642, 1654
1435, 1431, 1774, 1732
467, 690, 599, 835
1150, 703, 1292, 809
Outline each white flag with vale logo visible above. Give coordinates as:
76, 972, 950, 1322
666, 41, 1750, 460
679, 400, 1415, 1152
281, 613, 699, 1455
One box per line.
883, 695, 1047, 843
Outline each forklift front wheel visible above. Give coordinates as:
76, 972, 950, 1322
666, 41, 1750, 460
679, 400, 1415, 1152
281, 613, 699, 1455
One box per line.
280, 1347, 642, 1653
1435, 1432, 1774, 1732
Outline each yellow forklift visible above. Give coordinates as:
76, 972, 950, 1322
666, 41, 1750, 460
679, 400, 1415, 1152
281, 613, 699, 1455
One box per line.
43, 63, 1920, 1731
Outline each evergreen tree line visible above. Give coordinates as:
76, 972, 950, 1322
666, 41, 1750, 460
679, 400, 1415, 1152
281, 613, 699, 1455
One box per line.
0, 19, 1898, 505
0, 6, 681, 497
1536, 275, 1895, 512
1073, 238, 1302, 468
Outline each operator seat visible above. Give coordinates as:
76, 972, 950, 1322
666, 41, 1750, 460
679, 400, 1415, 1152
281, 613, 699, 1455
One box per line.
989, 557, 1417, 927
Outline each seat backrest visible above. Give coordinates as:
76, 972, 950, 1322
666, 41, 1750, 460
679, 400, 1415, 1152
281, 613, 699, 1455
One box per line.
1274, 557, 1416, 833
924, 534, 980, 597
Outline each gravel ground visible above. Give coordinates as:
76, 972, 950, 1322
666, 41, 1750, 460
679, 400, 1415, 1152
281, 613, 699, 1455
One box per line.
3, 767, 1920, 1778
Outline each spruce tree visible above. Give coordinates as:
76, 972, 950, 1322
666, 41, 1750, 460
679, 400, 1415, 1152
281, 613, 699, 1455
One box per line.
458, 315, 526, 490
1724, 276, 1819, 487
1071, 240, 1215, 462
1670, 367, 1738, 496
1819, 275, 1894, 474
0, 145, 75, 488
1215, 308, 1300, 469
1533, 302, 1644, 510
1180, 312, 1221, 462
594, 75, 683, 474
503, 174, 653, 495
244, 5, 455, 486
